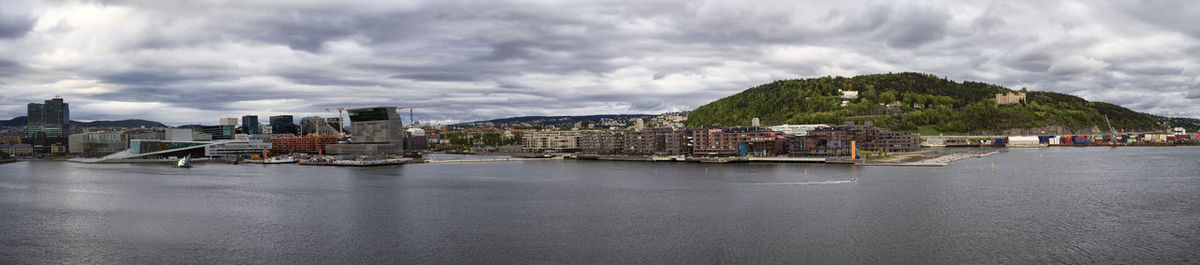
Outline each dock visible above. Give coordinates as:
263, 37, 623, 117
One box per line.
426, 157, 558, 163
746, 157, 826, 163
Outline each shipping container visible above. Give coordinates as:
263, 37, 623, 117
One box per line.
1037, 135, 1054, 144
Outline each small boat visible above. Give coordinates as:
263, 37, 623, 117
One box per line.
262, 155, 299, 164
177, 154, 193, 168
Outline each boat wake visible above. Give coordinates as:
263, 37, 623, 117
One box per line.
751, 180, 855, 185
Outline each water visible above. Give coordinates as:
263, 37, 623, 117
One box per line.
1, 147, 1198, 264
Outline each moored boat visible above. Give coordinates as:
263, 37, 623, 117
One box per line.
176, 154, 192, 168
299, 157, 413, 167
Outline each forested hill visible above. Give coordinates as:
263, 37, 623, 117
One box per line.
0, 116, 166, 128
685, 72, 1181, 134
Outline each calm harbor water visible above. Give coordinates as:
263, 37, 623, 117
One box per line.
1, 147, 1198, 264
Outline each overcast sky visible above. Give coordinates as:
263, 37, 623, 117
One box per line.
0, 0, 1198, 125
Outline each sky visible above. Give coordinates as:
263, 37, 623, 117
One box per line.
0, 0, 1198, 125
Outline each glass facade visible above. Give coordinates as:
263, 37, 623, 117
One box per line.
348, 108, 391, 122
269, 115, 296, 135
200, 125, 234, 140
241, 115, 260, 134
129, 140, 208, 154
27, 97, 69, 145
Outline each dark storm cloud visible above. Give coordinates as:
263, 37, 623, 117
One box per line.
0, 13, 34, 39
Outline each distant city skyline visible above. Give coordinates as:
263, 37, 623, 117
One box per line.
0, 0, 1198, 125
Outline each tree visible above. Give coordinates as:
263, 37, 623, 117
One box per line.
879, 91, 897, 104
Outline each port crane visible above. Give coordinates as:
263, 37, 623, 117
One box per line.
398, 104, 449, 127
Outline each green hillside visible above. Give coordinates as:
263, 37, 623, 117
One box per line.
685, 72, 1173, 134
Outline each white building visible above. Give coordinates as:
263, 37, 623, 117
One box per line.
751, 117, 760, 127
167, 128, 193, 141
839, 89, 859, 99
767, 124, 830, 136
1173, 127, 1187, 134
219, 118, 238, 127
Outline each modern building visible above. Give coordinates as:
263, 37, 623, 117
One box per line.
406, 128, 428, 151
579, 130, 625, 155
0, 144, 34, 157
691, 127, 786, 156
794, 121, 920, 156
241, 115, 260, 134
219, 117, 239, 127
127, 131, 166, 141
68, 132, 127, 157
200, 125, 234, 140
205, 141, 272, 158
300, 116, 325, 135
269, 115, 297, 135
767, 124, 830, 136
326, 117, 343, 134
325, 107, 406, 155
27, 97, 70, 146
167, 128, 194, 141
623, 127, 690, 156
76, 139, 271, 162
522, 130, 582, 153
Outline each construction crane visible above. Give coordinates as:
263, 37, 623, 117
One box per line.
398, 104, 449, 127
324, 107, 347, 135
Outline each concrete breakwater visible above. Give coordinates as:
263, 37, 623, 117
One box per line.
860, 151, 999, 167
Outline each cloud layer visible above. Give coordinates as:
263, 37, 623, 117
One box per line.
0, 0, 1198, 124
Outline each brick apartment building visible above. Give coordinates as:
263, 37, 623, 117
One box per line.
790, 121, 919, 156
268, 134, 340, 154
623, 127, 691, 156
691, 127, 787, 156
